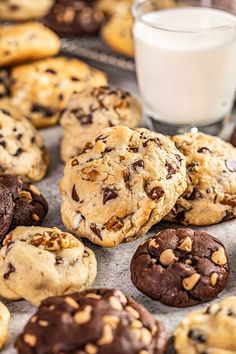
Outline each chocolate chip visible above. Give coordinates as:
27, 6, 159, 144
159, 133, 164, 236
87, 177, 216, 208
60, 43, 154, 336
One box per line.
31, 137, 36, 144
143, 138, 161, 148
71, 159, 79, 167
9, 4, 19, 10
0, 109, 10, 116
132, 160, 144, 172
0, 141, 6, 148
90, 224, 102, 239
103, 188, 118, 204
79, 114, 93, 125
71, 76, 80, 82
197, 147, 211, 154
17, 134, 23, 140
148, 186, 164, 200
187, 163, 198, 172
55, 257, 64, 265
165, 162, 177, 179
31, 104, 54, 118
95, 134, 108, 142
3, 263, 15, 279
14, 148, 23, 157
188, 329, 206, 343
45, 69, 57, 74
185, 187, 202, 200
72, 185, 80, 202
225, 159, 236, 172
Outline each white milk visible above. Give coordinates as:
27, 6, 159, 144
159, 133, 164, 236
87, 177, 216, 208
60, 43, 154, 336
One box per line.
134, 7, 236, 125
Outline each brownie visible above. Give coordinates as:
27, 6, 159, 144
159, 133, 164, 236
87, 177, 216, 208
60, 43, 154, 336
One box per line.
43, 0, 104, 36
16, 288, 167, 354
131, 228, 229, 307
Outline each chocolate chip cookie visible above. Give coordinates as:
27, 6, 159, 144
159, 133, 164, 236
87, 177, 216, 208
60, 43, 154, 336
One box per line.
165, 132, 236, 226
0, 0, 54, 21
0, 184, 14, 242
174, 296, 236, 353
16, 288, 167, 354
0, 109, 49, 181
44, 0, 104, 36
131, 228, 229, 307
0, 226, 97, 305
10, 57, 108, 128
230, 125, 236, 147
60, 86, 142, 161
0, 302, 10, 350
0, 22, 60, 68
60, 125, 187, 247
0, 174, 48, 234
101, 4, 134, 57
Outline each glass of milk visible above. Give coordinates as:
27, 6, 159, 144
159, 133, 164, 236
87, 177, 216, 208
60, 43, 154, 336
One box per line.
133, 0, 236, 134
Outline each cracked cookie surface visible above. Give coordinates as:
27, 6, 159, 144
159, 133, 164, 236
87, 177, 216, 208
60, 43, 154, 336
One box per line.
0, 22, 60, 67
174, 296, 236, 353
10, 57, 108, 128
131, 228, 229, 307
0, 109, 49, 182
60, 86, 142, 161
165, 132, 236, 226
0, 226, 97, 305
60, 125, 187, 247
0, 0, 54, 20
16, 288, 167, 354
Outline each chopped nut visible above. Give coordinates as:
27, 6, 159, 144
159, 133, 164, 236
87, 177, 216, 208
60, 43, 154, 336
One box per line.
29, 185, 41, 195
114, 290, 127, 305
178, 237, 192, 252
140, 328, 152, 345
65, 296, 79, 309
85, 293, 102, 300
48, 305, 56, 311
149, 238, 159, 249
32, 213, 40, 222
19, 190, 32, 203
159, 249, 178, 266
29, 229, 79, 251
211, 247, 227, 265
131, 320, 143, 329
105, 216, 124, 231
109, 296, 123, 310
24, 334, 37, 347
210, 272, 218, 286
74, 306, 92, 324
126, 306, 140, 319
182, 273, 201, 291
97, 324, 113, 345
30, 316, 37, 323
38, 320, 48, 327
85, 344, 97, 354
185, 259, 192, 265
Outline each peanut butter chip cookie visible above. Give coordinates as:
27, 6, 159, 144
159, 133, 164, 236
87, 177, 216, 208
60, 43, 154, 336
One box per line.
0, 22, 60, 68
0, 109, 49, 182
60, 86, 142, 161
0, 0, 54, 21
174, 296, 236, 353
15, 288, 167, 354
0, 302, 10, 350
131, 228, 229, 307
0, 226, 97, 306
60, 126, 187, 247
10, 57, 108, 128
165, 132, 236, 226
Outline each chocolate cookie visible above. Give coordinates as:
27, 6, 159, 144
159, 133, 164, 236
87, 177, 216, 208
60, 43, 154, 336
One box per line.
0, 184, 14, 241
44, 0, 104, 36
131, 228, 229, 307
15, 288, 167, 354
0, 174, 48, 241
230, 125, 236, 147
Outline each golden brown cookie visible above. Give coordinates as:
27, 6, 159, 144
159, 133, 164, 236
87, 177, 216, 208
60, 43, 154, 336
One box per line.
0, 0, 54, 21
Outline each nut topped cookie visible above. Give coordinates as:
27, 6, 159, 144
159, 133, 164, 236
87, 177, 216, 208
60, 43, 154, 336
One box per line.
60, 86, 142, 161
0, 109, 49, 182
165, 132, 236, 226
0, 0, 54, 21
60, 125, 187, 247
0, 226, 97, 305
131, 228, 229, 307
174, 296, 236, 353
10, 57, 108, 128
15, 288, 167, 354
0, 302, 10, 350
0, 22, 60, 68
44, 0, 104, 36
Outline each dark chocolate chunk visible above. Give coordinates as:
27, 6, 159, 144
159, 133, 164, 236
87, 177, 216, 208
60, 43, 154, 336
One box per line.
71, 185, 80, 202
197, 147, 211, 154
3, 263, 15, 279
90, 223, 102, 239
132, 160, 144, 172
148, 186, 164, 200
165, 162, 177, 179
103, 187, 118, 204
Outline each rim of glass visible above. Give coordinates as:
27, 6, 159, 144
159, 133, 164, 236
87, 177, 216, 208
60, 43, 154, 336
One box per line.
132, 0, 236, 33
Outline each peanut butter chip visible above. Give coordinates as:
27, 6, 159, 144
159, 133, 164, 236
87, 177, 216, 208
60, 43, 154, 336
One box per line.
159, 249, 178, 266
38, 320, 48, 327
178, 236, 192, 252
74, 306, 92, 324
210, 272, 218, 286
24, 334, 37, 347
139, 351, 149, 354
30, 316, 37, 323
126, 306, 140, 319
65, 296, 79, 309
97, 324, 114, 345
211, 247, 227, 265
32, 212, 40, 222
182, 273, 201, 291
102, 315, 119, 328
149, 238, 159, 249
132, 328, 152, 346
85, 344, 97, 354
85, 293, 102, 299
19, 190, 32, 203
109, 296, 123, 310
29, 185, 41, 195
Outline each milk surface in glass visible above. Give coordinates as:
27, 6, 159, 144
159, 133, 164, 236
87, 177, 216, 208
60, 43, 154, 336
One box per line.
134, 7, 236, 125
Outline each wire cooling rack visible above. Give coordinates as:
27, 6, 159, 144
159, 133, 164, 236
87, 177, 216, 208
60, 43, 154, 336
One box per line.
61, 37, 135, 72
